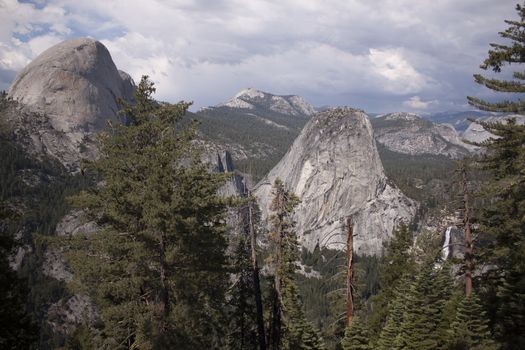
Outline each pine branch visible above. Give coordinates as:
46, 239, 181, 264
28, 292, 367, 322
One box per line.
467, 96, 525, 113
473, 74, 525, 93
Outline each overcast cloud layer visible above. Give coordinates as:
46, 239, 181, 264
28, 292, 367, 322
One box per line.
0, 0, 518, 112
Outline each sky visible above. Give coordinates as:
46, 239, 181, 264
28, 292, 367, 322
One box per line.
0, 0, 519, 113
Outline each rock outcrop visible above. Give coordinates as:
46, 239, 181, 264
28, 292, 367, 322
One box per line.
216, 88, 316, 117
255, 108, 417, 255
371, 112, 470, 158
7, 38, 134, 171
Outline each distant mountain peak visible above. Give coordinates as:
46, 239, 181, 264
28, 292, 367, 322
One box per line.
216, 88, 316, 117
234, 87, 266, 100
383, 112, 422, 121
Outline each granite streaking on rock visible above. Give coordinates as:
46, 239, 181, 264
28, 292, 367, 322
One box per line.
255, 107, 417, 256
8, 38, 134, 171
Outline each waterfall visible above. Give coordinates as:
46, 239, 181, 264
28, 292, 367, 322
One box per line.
442, 226, 452, 260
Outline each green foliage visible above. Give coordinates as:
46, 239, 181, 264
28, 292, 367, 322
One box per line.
376, 278, 410, 350
63, 76, 230, 349
226, 235, 259, 350
341, 317, 371, 350
468, 3, 525, 112
192, 107, 308, 181
366, 223, 415, 340
395, 259, 442, 350
268, 179, 324, 350
295, 247, 381, 349
469, 117, 525, 349
449, 294, 498, 350
467, 11, 525, 345
0, 95, 89, 349
376, 143, 457, 212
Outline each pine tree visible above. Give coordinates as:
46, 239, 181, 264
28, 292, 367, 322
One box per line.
366, 223, 415, 339
395, 258, 444, 350
227, 235, 259, 350
466, 6, 525, 343
467, 3, 525, 112
432, 262, 456, 350
468, 107, 525, 349
341, 317, 371, 350
63, 76, 230, 349
449, 294, 497, 350
376, 276, 411, 350
268, 178, 324, 350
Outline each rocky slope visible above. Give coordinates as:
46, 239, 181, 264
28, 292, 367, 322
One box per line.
371, 112, 470, 158
7, 38, 134, 171
194, 88, 316, 180
217, 87, 316, 116
255, 108, 417, 255
426, 110, 494, 133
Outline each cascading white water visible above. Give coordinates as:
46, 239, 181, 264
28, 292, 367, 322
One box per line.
442, 226, 452, 260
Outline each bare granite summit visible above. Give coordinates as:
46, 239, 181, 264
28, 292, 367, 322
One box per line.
255, 107, 417, 255
8, 38, 134, 170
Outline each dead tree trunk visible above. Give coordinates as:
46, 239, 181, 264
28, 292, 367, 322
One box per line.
346, 217, 354, 328
462, 165, 473, 298
247, 191, 267, 350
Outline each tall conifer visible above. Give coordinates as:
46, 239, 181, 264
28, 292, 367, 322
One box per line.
64, 76, 230, 349
268, 178, 324, 350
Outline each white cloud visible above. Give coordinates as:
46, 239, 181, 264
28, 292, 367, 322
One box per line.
403, 96, 437, 109
368, 48, 429, 94
0, 0, 519, 111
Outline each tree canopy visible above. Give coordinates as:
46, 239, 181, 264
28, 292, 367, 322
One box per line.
64, 76, 231, 349
468, 3, 525, 112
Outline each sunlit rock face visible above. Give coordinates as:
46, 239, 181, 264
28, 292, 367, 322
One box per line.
217, 87, 316, 117
255, 107, 417, 256
371, 112, 471, 158
8, 38, 134, 171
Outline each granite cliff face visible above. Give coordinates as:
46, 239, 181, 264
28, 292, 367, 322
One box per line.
255, 108, 417, 255
7, 38, 134, 171
371, 112, 470, 158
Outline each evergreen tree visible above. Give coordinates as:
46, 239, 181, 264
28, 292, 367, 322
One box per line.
449, 294, 498, 350
226, 235, 259, 350
395, 258, 444, 350
468, 102, 525, 347
376, 276, 411, 350
379, 223, 414, 289
467, 3, 525, 112
64, 76, 230, 349
268, 178, 324, 350
341, 317, 371, 350
366, 223, 415, 339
